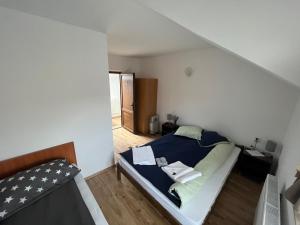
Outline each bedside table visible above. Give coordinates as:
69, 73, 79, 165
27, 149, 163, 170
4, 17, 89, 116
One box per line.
237, 149, 273, 182
162, 122, 179, 136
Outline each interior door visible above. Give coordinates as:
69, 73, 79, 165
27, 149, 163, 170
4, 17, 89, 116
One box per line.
121, 73, 136, 133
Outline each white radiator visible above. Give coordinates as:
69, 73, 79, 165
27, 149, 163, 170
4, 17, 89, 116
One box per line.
254, 174, 280, 225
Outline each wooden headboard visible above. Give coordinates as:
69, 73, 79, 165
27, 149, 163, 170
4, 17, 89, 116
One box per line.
0, 142, 77, 179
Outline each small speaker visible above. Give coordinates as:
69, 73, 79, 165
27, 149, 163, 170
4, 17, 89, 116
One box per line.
266, 140, 277, 153
167, 114, 179, 124
167, 114, 173, 121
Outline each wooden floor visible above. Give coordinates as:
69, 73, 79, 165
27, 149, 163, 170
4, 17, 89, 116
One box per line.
104, 128, 262, 224
112, 116, 121, 130
204, 170, 262, 225
113, 127, 158, 160
87, 167, 262, 225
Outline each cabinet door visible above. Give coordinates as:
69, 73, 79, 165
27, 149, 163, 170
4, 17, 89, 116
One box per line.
135, 78, 157, 134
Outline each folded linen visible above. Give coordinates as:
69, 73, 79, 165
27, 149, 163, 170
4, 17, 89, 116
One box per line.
169, 142, 235, 208
132, 146, 156, 165
176, 170, 203, 184
162, 161, 202, 183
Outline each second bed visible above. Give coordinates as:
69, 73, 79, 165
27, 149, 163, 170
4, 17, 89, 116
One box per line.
118, 132, 241, 225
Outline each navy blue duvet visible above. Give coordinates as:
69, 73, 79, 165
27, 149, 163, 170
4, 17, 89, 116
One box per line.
120, 133, 215, 207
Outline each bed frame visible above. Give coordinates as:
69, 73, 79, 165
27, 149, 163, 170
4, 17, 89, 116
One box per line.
116, 159, 235, 225
0, 142, 77, 179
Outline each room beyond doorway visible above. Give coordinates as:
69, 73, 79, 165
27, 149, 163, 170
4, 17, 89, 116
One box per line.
109, 72, 122, 130
108, 71, 136, 132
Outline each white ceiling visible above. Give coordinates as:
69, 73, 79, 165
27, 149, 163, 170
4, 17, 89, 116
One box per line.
0, 0, 211, 57
1, 0, 299, 87
135, 0, 300, 87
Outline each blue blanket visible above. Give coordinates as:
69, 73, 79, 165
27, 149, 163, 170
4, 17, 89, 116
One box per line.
120, 133, 214, 207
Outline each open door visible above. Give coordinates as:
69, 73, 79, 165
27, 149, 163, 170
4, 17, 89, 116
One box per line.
120, 73, 136, 133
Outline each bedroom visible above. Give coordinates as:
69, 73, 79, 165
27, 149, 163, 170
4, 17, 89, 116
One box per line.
0, 0, 300, 225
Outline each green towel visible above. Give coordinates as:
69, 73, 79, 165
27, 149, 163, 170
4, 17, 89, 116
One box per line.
169, 142, 235, 208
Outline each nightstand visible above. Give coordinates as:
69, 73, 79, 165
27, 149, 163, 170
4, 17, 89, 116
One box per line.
237, 148, 273, 182
161, 122, 179, 136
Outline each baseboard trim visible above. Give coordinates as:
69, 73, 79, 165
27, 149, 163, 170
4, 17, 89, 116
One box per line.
85, 165, 115, 181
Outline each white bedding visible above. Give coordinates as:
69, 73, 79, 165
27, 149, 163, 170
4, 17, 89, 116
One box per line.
119, 147, 241, 225
74, 173, 108, 225
132, 146, 156, 165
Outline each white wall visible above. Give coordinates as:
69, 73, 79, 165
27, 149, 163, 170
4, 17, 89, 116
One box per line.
0, 7, 114, 177
278, 98, 300, 189
278, 98, 300, 225
108, 54, 142, 74
140, 48, 300, 146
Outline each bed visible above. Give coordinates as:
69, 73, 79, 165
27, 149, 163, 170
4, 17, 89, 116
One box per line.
117, 133, 241, 225
0, 142, 108, 225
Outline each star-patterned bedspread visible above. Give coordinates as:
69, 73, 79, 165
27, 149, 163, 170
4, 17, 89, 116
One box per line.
1, 180, 96, 225
0, 159, 80, 222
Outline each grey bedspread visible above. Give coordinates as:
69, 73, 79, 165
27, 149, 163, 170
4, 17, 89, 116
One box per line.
1, 180, 96, 225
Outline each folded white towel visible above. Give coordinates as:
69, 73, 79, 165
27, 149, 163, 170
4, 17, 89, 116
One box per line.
162, 161, 193, 180
162, 161, 202, 183
132, 146, 156, 165
176, 170, 202, 183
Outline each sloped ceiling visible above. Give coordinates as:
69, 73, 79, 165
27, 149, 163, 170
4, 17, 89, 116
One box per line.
0, 0, 210, 56
136, 0, 300, 87
1, 0, 299, 87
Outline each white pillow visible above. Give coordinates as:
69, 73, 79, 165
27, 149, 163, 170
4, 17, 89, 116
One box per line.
174, 125, 203, 140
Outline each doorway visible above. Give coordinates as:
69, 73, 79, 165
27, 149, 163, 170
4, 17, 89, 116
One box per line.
109, 71, 158, 162
109, 72, 136, 132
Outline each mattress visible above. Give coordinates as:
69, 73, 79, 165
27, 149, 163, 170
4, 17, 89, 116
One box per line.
0, 171, 108, 225
119, 147, 241, 225
120, 133, 216, 206
74, 173, 108, 225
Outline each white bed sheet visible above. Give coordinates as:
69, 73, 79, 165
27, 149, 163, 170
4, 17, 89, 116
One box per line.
74, 173, 109, 225
119, 147, 241, 225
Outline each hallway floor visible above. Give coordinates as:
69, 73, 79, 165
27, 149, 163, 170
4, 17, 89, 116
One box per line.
112, 116, 121, 129
113, 127, 159, 161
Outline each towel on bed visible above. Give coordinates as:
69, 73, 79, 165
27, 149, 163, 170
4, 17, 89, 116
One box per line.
162, 161, 202, 183
169, 142, 235, 208
132, 146, 156, 165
